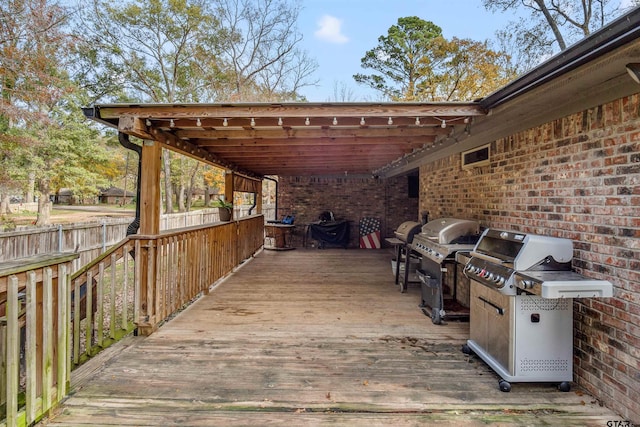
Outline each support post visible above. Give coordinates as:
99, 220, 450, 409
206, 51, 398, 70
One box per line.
224, 171, 234, 220
137, 140, 162, 335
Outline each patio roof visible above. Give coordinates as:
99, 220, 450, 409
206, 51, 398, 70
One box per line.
83, 102, 485, 178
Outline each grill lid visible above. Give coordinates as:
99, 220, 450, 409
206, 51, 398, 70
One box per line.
394, 221, 422, 243
419, 218, 480, 244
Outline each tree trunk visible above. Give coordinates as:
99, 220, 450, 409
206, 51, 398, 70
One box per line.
35, 180, 52, 226
186, 163, 200, 212
0, 193, 11, 215
534, 0, 567, 50
163, 150, 174, 213
177, 182, 186, 212
27, 171, 35, 202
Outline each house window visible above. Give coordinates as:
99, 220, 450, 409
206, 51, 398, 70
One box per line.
462, 144, 490, 169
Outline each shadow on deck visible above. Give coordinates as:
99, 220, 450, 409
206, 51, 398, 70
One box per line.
41, 248, 618, 426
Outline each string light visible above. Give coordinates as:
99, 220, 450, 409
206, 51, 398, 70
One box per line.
464, 117, 470, 124
223, 118, 228, 127
332, 117, 338, 126
145, 119, 151, 127
360, 117, 366, 126
441, 120, 447, 128
388, 117, 393, 125
415, 117, 421, 125
278, 117, 283, 126
170, 119, 175, 128
250, 117, 256, 127
305, 117, 310, 125
196, 118, 201, 127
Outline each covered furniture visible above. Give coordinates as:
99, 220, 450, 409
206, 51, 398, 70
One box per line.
308, 220, 350, 248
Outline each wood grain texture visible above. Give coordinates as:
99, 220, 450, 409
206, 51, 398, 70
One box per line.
41, 249, 620, 426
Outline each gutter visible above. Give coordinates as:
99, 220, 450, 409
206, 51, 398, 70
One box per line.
118, 133, 142, 235
480, 7, 640, 110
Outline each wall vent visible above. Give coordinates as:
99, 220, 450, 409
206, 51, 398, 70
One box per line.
462, 144, 490, 169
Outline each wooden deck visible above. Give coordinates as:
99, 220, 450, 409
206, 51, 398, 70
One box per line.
41, 249, 620, 426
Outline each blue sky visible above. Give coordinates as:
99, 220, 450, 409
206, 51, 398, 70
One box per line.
296, 0, 516, 102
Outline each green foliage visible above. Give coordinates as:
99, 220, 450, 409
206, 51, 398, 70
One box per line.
354, 16, 516, 102
211, 197, 232, 209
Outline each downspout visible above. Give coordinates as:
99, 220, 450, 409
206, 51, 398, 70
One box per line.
248, 193, 257, 215
118, 133, 142, 235
263, 176, 278, 220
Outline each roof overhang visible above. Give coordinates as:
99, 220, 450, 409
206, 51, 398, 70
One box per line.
83, 102, 485, 178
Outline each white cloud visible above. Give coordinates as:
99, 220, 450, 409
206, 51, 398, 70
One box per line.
314, 15, 349, 44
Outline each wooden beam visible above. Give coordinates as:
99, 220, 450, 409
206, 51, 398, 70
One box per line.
118, 116, 153, 140
177, 125, 450, 140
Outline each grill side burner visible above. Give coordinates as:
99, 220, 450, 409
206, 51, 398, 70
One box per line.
462, 228, 613, 392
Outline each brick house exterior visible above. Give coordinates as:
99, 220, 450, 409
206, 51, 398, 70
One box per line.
418, 95, 640, 422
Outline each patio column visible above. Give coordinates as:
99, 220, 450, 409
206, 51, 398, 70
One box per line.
138, 139, 162, 335
224, 171, 234, 219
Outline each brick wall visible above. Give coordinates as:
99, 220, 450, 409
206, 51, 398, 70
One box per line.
419, 94, 640, 422
278, 175, 419, 248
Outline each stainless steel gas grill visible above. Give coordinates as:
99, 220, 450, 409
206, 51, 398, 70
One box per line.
387, 221, 422, 287
462, 229, 613, 392
410, 218, 480, 324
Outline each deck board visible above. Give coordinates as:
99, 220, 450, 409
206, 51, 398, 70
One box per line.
41, 249, 620, 426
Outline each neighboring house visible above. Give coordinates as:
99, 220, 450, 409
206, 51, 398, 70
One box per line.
99, 186, 135, 205
52, 188, 76, 205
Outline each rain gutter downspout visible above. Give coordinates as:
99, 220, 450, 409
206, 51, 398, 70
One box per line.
480, 7, 640, 110
118, 133, 142, 235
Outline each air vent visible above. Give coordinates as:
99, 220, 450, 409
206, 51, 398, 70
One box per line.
462, 144, 490, 169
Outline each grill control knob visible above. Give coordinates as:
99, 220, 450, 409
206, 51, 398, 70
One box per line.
496, 277, 505, 286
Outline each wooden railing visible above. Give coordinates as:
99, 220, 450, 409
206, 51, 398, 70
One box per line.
132, 215, 264, 334
0, 253, 78, 427
1, 215, 264, 426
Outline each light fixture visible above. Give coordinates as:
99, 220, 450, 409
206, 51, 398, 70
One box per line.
441, 120, 447, 128
626, 63, 640, 84
170, 119, 175, 128
305, 117, 310, 125
332, 117, 338, 126
223, 118, 228, 126
277, 117, 283, 126
415, 117, 421, 125
250, 117, 256, 127
360, 117, 366, 126
196, 118, 201, 127
145, 119, 151, 127
388, 117, 393, 125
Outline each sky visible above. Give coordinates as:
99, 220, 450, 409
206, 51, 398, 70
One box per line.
295, 0, 517, 102
295, 0, 637, 101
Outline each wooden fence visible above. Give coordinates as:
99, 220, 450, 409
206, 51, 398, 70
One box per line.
0, 205, 275, 267
1, 215, 265, 426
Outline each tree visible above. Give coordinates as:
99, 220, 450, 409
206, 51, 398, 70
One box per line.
211, 0, 318, 101
0, 0, 88, 223
354, 16, 515, 102
482, 0, 636, 72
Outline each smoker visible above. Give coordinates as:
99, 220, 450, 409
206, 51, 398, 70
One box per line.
388, 221, 422, 287
462, 229, 612, 392
410, 218, 480, 324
